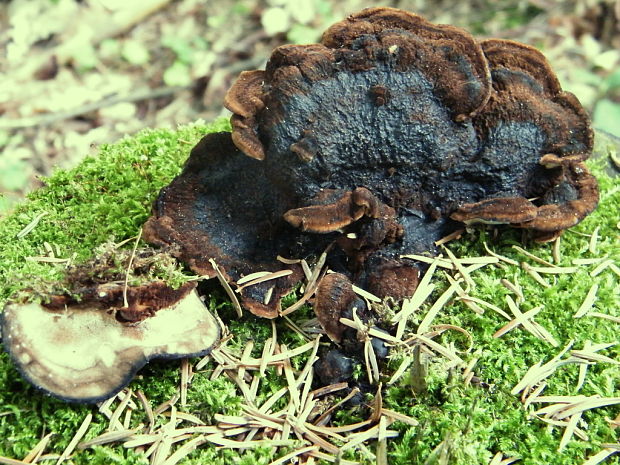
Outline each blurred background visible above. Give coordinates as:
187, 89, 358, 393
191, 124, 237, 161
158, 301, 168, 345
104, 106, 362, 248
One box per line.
1, 0, 619, 215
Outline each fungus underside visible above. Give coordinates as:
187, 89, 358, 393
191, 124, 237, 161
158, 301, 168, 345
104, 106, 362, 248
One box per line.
0, 121, 618, 465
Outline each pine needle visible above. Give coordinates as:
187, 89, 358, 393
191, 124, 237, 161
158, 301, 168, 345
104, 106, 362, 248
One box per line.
590, 259, 614, 277
21, 432, 54, 463
122, 228, 142, 308
209, 258, 242, 317
512, 341, 575, 396
483, 242, 519, 266
394, 258, 439, 339
417, 278, 459, 335
161, 436, 209, 465
500, 279, 525, 303
589, 226, 600, 254
0, 456, 30, 465
582, 448, 620, 465
16, 212, 48, 239
590, 312, 620, 324
512, 245, 556, 267
558, 412, 582, 452
268, 446, 317, 465
109, 390, 134, 431
235, 270, 293, 291
56, 413, 92, 465
574, 284, 599, 318
78, 427, 142, 449
521, 262, 551, 288
442, 245, 475, 289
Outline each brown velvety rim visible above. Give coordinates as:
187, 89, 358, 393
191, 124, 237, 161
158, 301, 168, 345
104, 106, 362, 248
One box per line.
517, 162, 599, 232
238, 265, 305, 319
143, 202, 219, 278
481, 39, 562, 96
479, 39, 593, 158
283, 187, 388, 234
224, 6, 493, 161
365, 260, 420, 302
450, 197, 539, 224
451, 162, 599, 235
224, 70, 266, 160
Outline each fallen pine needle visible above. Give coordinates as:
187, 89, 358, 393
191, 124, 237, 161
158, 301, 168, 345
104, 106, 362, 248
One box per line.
573, 257, 608, 265
483, 242, 519, 266
307, 450, 358, 464
590, 312, 620, 324
268, 446, 317, 465
352, 284, 382, 302
22, 432, 54, 463
406, 334, 463, 364
78, 427, 142, 449
589, 226, 600, 254
527, 265, 578, 274
512, 342, 575, 395
555, 397, 620, 420
236, 269, 293, 291
582, 448, 619, 465
417, 279, 459, 335
108, 389, 133, 431
500, 279, 525, 303
380, 408, 418, 426
521, 262, 551, 288
16, 212, 48, 239
558, 412, 582, 452
574, 284, 599, 318
209, 259, 242, 317
136, 390, 155, 432
394, 258, 439, 339
56, 413, 92, 465
0, 456, 30, 465
512, 245, 556, 267
434, 228, 464, 245
161, 435, 209, 465
442, 245, 475, 289
590, 259, 614, 277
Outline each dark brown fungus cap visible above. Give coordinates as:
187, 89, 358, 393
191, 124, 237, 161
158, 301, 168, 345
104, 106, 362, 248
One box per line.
146, 7, 598, 329
1, 282, 220, 403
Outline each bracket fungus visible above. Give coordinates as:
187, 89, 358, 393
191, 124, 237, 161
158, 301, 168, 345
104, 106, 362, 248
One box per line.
1, 252, 220, 403
2, 7, 600, 402
145, 7, 598, 328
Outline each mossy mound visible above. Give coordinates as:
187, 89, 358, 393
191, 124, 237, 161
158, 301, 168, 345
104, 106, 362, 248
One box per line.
0, 122, 618, 464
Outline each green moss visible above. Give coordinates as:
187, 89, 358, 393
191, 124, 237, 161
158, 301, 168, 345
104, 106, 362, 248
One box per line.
0, 125, 618, 464
0, 118, 230, 307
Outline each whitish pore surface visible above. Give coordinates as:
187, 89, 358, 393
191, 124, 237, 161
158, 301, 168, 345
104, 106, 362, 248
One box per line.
1, 290, 220, 402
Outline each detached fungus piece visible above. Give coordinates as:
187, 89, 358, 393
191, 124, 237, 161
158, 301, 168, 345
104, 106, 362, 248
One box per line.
145, 7, 598, 339
1, 283, 219, 403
